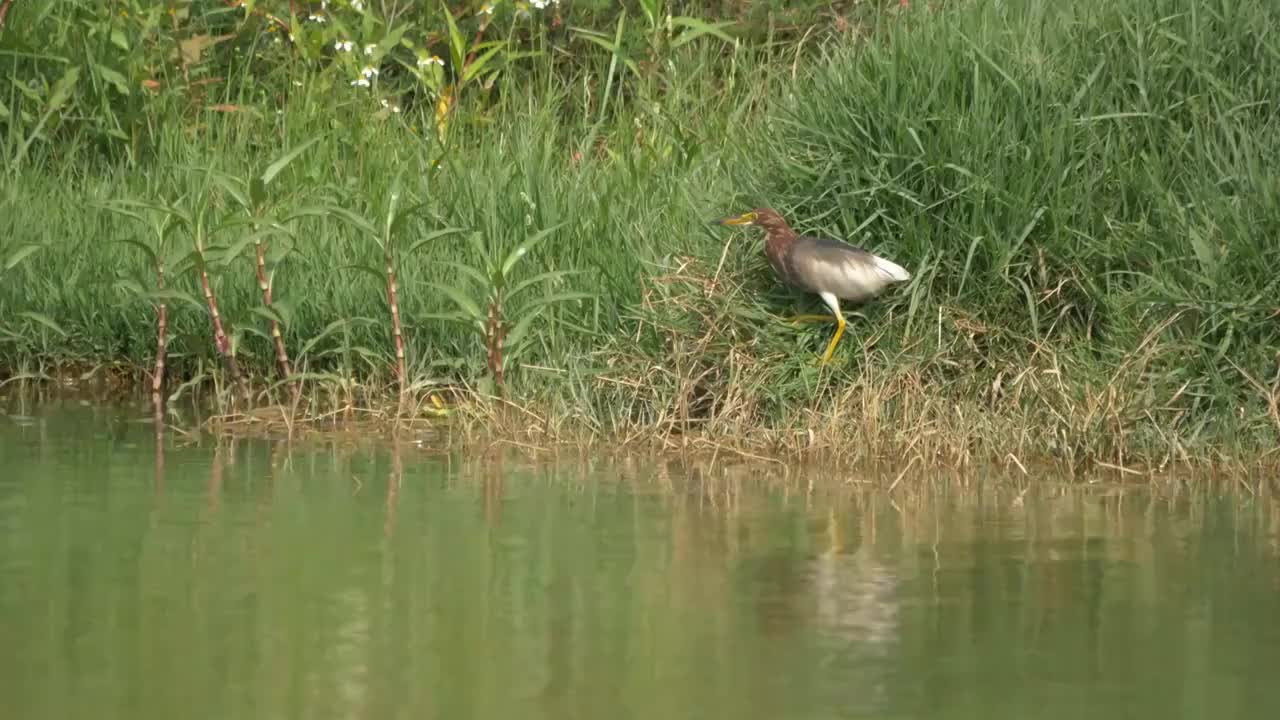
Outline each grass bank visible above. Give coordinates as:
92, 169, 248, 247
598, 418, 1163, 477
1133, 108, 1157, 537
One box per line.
3, 0, 1279, 473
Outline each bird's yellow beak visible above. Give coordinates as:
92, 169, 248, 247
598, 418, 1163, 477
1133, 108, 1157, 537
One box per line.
715, 212, 758, 226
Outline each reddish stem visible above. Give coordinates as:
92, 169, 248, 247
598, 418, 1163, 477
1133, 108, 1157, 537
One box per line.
198, 262, 249, 405
254, 239, 295, 391
462, 15, 492, 72
0, 0, 15, 33
152, 265, 168, 413
385, 247, 407, 404
486, 290, 505, 389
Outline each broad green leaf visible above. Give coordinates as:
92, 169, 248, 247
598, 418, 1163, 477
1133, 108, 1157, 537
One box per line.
340, 263, 386, 284
144, 289, 206, 312
417, 310, 479, 332
437, 260, 491, 289
249, 305, 286, 328
638, 0, 658, 27
575, 33, 620, 54
102, 197, 176, 218
112, 278, 146, 297
501, 306, 546, 352
17, 311, 67, 336
207, 173, 250, 210
390, 201, 436, 240
47, 65, 81, 111
94, 63, 131, 95
350, 346, 386, 364
271, 299, 295, 328
382, 174, 405, 239
428, 282, 486, 324
501, 223, 565, 277
11, 77, 43, 103
97, 203, 148, 226
214, 228, 277, 266
441, 1, 466, 71
10, 66, 80, 169
168, 248, 202, 275
466, 231, 496, 277
208, 214, 262, 236
3, 244, 42, 271
507, 269, 581, 302
298, 319, 351, 358
503, 337, 535, 365
525, 291, 594, 309
287, 205, 379, 237
380, 23, 411, 55
249, 177, 267, 210
461, 47, 503, 85
261, 135, 324, 186
239, 325, 271, 342
406, 227, 467, 255
112, 238, 160, 266
670, 17, 736, 47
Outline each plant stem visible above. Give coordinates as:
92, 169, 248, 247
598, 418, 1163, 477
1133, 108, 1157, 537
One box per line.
0, 0, 15, 33
198, 260, 248, 406
486, 289, 505, 389
152, 264, 167, 413
254, 236, 296, 393
384, 245, 406, 405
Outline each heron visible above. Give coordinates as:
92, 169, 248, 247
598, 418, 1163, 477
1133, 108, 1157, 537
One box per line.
715, 207, 911, 365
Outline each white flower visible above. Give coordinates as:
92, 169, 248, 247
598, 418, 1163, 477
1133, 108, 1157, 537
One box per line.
351, 77, 370, 87
360, 65, 379, 80
380, 99, 402, 113
479, 3, 495, 14
531, 0, 548, 9
351, 0, 365, 11
308, 14, 326, 22
364, 43, 376, 56
417, 55, 444, 68
334, 40, 354, 52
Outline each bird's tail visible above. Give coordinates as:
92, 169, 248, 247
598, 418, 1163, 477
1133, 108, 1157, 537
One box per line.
872, 255, 911, 282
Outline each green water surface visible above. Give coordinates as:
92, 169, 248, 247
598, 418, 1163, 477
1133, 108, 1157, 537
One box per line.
1, 403, 1278, 720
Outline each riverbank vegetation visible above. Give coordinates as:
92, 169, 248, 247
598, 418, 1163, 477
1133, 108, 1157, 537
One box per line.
2, 0, 1279, 472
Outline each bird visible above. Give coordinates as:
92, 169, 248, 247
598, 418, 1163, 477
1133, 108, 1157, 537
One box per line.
714, 207, 911, 366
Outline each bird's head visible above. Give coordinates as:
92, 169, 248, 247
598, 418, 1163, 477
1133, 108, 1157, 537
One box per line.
715, 207, 792, 235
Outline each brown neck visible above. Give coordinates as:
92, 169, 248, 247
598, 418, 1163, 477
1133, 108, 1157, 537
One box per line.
763, 224, 798, 265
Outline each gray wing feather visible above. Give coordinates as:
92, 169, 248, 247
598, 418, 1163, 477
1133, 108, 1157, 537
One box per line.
785, 236, 911, 302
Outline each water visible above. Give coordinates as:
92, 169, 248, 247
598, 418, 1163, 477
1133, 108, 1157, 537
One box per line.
1, 403, 1278, 720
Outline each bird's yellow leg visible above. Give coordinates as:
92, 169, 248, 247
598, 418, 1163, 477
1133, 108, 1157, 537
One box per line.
815, 291, 847, 366
819, 315, 847, 366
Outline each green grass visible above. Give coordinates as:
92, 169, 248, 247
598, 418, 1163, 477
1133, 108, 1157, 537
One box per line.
2, 0, 1279, 470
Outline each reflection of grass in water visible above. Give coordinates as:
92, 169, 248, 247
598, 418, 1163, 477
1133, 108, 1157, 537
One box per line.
5, 412, 1276, 720
2, 0, 1279, 471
